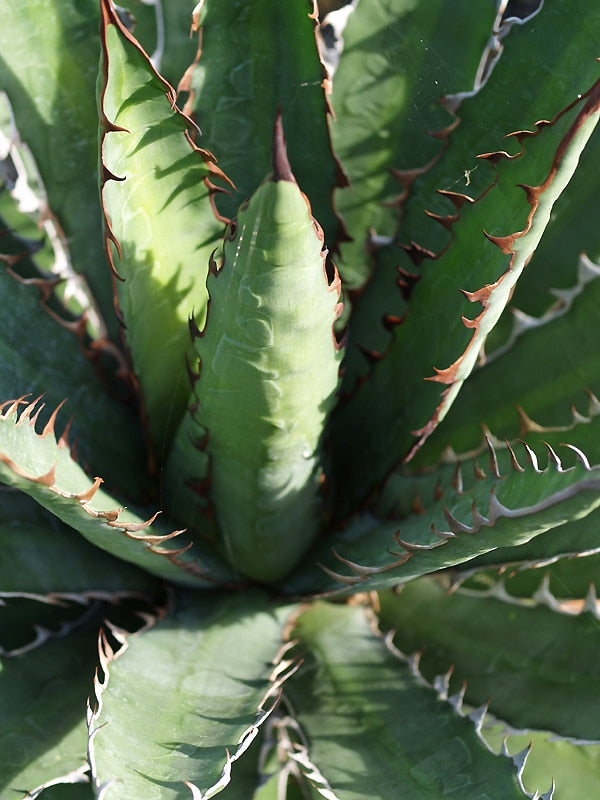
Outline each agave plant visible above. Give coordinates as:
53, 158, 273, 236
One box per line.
2, 0, 600, 797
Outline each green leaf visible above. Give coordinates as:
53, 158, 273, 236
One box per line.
283, 600, 535, 799
378, 576, 600, 742
348, 0, 600, 366
413, 258, 600, 467
166, 119, 343, 582
88, 591, 295, 799
329, 0, 499, 287
286, 438, 600, 595
486, 122, 600, 352
0, 595, 160, 800
113, 0, 203, 93
0, 615, 99, 800
184, 0, 343, 248
455, 549, 600, 611
461, 510, 600, 575
0, 488, 156, 594
0, 0, 118, 342
0, 398, 235, 587
0, 256, 147, 500
485, 728, 600, 800
331, 0, 600, 509
332, 73, 600, 503
98, 0, 228, 450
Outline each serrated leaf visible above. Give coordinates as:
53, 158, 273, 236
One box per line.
113, 0, 205, 94
0, 615, 100, 800
286, 439, 600, 595
487, 122, 600, 352
0, 488, 156, 594
330, 0, 499, 287
166, 119, 343, 582
331, 1, 600, 510
0, 596, 160, 800
88, 591, 295, 800
0, 255, 147, 499
456, 550, 600, 613
0, 0, 118, 343
485, 728, 600, 800
378, 576, 600, 742
461, 510, 600, 575
346, 0, 600, 377
183, 0, 343, 248
413, 258, 600, 467
283, 600, 533, 799
98, 0, 228, 450
0, 399, 235, 587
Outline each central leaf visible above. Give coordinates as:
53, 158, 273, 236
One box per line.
166, 116, 344, 582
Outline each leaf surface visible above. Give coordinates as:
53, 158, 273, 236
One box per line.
331, 0, 600, 509
0, 615, 101, 800
413, 258, 600, 467
329, 0, 498, 287
283, 600, 535, 799
0, 0, 117, 342
0, 595, 160, 800
0, 488, 156, 595
183, 0, 343, 248
0, 399, 235, 587
486, 122, 600, 352
89, 591, 295, 800
487, 729, 600, 800
99, 0, 228, 450
379, 576, 600, 741
461, 510, 600, 575
286, 437, 600, 595
167, 120, 343, 582
0, 252, 147, 499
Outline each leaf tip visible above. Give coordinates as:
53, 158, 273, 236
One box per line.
271, 109, 295, 184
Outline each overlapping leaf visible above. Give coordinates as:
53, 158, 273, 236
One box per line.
0, 245, 147, 499
0, 0, 118, 342
283, 600, 538, 799
166, 119, 343, 582
413, 258, 600, 466
0, 594, 158, 800
486, 123, 600, 352
181, 0, 344, 249
286, 435, 600, 595
99, 0, 229, 451
88, 591, 295, 799
329, 0, 499, 288
0, 489, 156, 595
0, 398, 235, 587
331, 0, 600, 511
379, 575, 600, 741
0, 618, 95, 800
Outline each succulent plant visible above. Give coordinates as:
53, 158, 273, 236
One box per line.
2, 0, 600, 797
